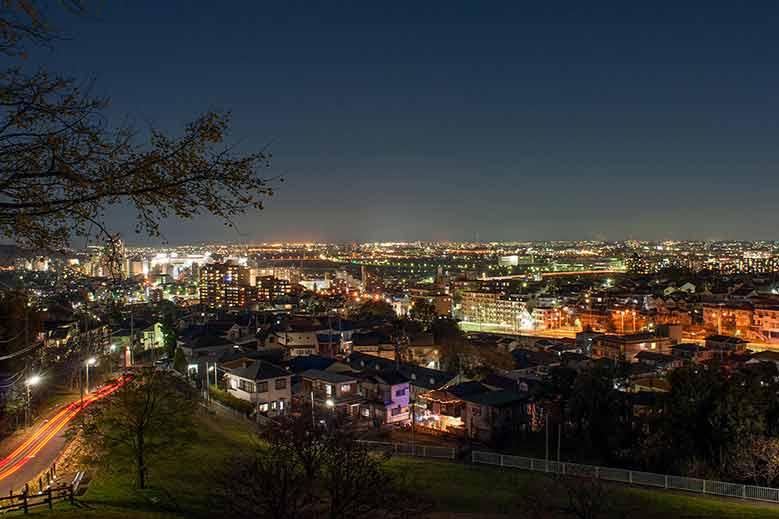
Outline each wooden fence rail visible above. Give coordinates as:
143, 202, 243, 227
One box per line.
0, 483, 74, 514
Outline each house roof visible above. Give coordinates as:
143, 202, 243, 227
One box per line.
635, 351, 674, 363
372, 370, 409, 386
672, 343, 700, 353
511, 348, 558, 369
345, 352, 455, 390
706, 334, 748, 344
446, 381, 491, 398
189, 333, 235, 350
352, 331, 390, 346
561, 351, 589, 363
316, 333, 342, 345
751, 351, 779, 362
284, 355, 339, 373
463, 389, 528, 407
300, 369, 357, 384
482, 373, 528, 393
229, 360, 288, 381
218, 348, 284, 365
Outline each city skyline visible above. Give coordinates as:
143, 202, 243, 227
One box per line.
33, 2, 779, 244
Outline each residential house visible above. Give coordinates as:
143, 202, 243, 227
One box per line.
417, 381, 534, 443
634, 351, 682, 371
350, 331, 394, 358
705, 334, 748, 354
224, 359, 292, 416
592, 333, 674, 362
746, 350, 779, 372
299, 369, 362, 415
671, 343, 711, 363
345, 352, 459, 401
358, 371, 411, 425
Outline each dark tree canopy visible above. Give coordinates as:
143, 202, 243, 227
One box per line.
0, 3, 276, 253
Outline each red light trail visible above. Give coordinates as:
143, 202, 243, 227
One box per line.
0, 375, 130, 484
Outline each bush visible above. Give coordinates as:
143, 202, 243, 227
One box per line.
209, 385, 255, 415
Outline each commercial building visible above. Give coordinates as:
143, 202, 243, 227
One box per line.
199, 261, 252, 309
256, 275, 292, 302
460, 292, 531, 330
592, 333, 675, 362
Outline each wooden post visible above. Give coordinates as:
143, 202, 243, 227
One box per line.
22, 490, 28, 514
47, 487, 53, 510
69, 485, 74, 504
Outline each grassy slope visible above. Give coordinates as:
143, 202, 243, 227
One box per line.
21, 409, 779, 518
386, 457, 779, 518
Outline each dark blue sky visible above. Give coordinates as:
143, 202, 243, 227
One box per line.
35, 2, 779, 243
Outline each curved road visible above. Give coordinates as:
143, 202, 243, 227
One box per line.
0, 376, 128, 494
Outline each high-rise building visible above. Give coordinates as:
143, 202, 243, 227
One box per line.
199, 261, 252, 309
256, 275, 292, 302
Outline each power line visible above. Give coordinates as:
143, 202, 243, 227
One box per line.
0, 330, 24, 344
0, 342, 38, 360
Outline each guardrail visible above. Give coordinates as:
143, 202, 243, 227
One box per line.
472, 451, 779, 504
358, 440, 456, 460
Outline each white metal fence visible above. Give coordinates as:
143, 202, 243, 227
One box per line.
472, 451, 779, 504
358, 440, 456, 460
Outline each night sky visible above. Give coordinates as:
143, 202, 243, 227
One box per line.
36, 2, 779, 243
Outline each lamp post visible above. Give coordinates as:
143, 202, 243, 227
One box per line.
325, 398, 335, 425
109, 344, 116, 374
85, 357, 96, 394
25, 375, 41, 428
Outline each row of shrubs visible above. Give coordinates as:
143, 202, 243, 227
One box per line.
208, 385, 255, 415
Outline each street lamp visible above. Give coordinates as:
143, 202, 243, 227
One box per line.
25, 375, 41, 428
85, 357, 97, 394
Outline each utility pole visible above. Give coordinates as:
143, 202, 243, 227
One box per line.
25, 376, 30, 428
410, 394, 415, 450
545, 412, 549, 471
79, 363, 84, 408
310, 391, 315, 428
129, 311, 134, 367
557, 423, 562, 463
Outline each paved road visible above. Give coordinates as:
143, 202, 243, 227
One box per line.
0, 377, 128, 494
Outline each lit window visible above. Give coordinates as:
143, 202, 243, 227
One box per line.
325, 384, 333, 395
341, 384, 351, 393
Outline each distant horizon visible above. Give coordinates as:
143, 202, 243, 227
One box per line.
115, 238, 779, 247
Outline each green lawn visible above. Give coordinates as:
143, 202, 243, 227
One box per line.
20, 409, 779, 518
386, 457, 779, 518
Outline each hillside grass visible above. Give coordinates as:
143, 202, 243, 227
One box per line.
18, 409, 779, 518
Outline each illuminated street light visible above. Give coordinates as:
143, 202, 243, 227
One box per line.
25, 374, 42, 428
85, 357, 97, 395
325, 398, 335, 408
